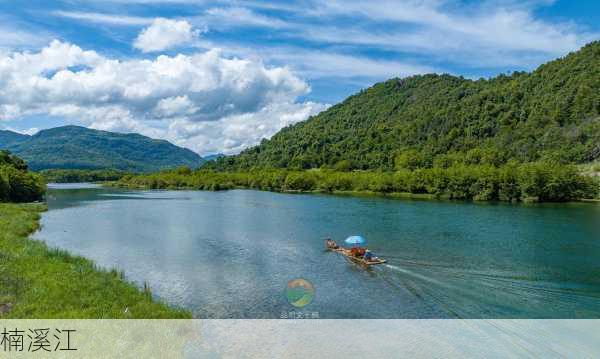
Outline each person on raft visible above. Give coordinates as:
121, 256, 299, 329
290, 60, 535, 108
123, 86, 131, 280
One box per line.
350, 247, 376, 262
350, 247, 366, 257
326, 239, 339, 249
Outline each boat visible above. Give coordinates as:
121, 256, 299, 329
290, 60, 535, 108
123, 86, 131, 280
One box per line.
325, 239, 387, 266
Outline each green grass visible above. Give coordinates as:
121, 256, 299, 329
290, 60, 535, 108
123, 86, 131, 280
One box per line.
0, 203, 191, 318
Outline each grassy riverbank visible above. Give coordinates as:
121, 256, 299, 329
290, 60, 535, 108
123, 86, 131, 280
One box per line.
114, 163, 599, 202
0, 203, 191, 318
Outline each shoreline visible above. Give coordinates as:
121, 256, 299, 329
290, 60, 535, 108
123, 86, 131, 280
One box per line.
0, 203, 191, 319
105, 182, 600, 205
581, 198, 600, 203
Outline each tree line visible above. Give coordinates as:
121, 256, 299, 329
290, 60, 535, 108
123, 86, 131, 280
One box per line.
116, 162, 599, 202
40, 169, 129, 183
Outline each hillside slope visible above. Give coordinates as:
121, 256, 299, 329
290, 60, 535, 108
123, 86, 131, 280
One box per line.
0, 126, 204, 172
0, 130, 29, 147
213, 41, 600, 171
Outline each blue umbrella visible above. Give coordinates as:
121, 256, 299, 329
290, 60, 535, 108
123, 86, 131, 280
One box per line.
345, 235, 366, 247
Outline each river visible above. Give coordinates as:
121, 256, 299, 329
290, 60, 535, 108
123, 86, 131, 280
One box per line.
34, 184, 600, 318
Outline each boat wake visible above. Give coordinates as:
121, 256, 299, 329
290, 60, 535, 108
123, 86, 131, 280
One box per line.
384, 264, 448, 287
380, 261, 600, 318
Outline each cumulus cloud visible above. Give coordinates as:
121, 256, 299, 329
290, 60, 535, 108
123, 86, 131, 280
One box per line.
167, 101, 327, 154
134, 18, 202, 52
155, 95, 198, 117
0, 40, 325, 154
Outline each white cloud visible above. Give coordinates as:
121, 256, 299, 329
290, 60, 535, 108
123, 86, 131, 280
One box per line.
0, 27, 49, 51
134, 18, 202, 52
0, 40, 324, 154
48, 2, 595, 72
0, 16, 54, 51
264, 49, 436, 79
167, 101, 327, 154
230, 1, 595, 69
52, 11, 154, 26
190, 39, 436, 82
201, 7, 289, 29
154, 95, 198, 117
293, 0, 595, 66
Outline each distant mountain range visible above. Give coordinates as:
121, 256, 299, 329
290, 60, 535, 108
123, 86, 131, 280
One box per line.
0, 125, 204, 172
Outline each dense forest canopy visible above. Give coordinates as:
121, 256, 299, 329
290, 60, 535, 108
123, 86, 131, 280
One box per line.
210, 41, 600, 171
0, 150, 45, 202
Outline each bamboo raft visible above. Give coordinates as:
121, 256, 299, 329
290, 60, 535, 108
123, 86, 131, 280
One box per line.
327, 246, 387, 266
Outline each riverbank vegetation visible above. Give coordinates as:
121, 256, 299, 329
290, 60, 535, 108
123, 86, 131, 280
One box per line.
0, 203, 191, 318
116, 161, 599, 202
40, 168, 129, 183
0, 150, 45, 202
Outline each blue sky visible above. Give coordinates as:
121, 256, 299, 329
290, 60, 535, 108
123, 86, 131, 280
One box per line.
0, 0, 598, 155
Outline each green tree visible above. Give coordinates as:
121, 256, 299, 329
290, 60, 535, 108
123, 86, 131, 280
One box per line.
394, 150, 428, 170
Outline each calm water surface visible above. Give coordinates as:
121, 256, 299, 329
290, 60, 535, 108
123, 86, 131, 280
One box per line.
35, 184, 600, 318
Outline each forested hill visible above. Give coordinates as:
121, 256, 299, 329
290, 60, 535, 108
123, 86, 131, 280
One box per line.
0, 126, 204, 172
212, 41, 600, 171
